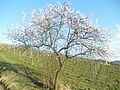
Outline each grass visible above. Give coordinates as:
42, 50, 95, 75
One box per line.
0, 44, 120, 90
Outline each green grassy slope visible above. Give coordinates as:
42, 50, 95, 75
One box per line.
0, 44, 120, 90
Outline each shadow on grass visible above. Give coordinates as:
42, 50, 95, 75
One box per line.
0, 61, 48, 89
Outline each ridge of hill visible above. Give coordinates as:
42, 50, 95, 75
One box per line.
111, 60, 120, 65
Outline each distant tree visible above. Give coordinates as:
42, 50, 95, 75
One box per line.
9, 1, 109, 89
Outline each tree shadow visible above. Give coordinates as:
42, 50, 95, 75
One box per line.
0, 61, 17, 73
0, 61, 48, 89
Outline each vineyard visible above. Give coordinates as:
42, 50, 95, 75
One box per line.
0, 44, 120, 90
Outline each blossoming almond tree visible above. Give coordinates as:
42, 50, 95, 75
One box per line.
9, 1, 109, 89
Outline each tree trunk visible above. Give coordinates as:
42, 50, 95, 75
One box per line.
53, 55, 63, 90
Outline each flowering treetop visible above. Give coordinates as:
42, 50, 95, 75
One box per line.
9, 1, 109, 58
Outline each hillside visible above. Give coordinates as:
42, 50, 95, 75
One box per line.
111, 61, 120, 65
0, 44, 120, 90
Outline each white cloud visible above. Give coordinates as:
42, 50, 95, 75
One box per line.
108, 24, 120, 61
109, 24, 120, 46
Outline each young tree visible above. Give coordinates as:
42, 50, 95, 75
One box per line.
9, 1, 109, 89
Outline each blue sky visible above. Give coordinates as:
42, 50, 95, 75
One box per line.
0, 0, 120, 60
